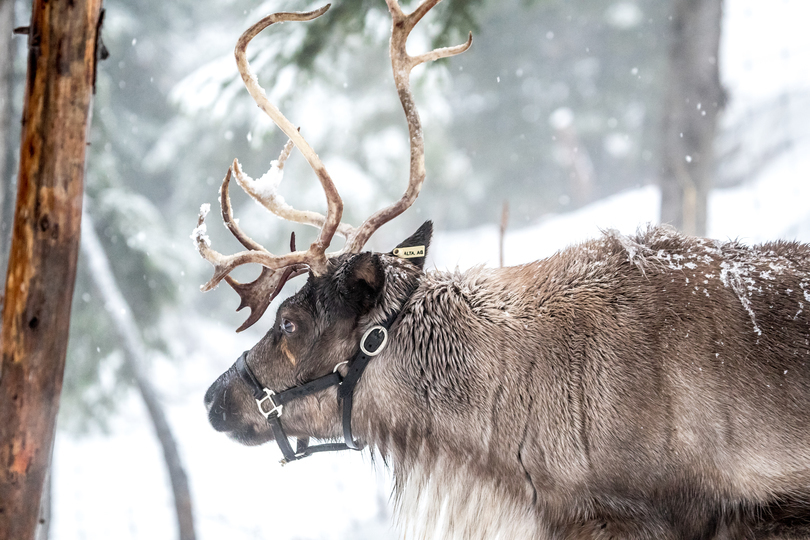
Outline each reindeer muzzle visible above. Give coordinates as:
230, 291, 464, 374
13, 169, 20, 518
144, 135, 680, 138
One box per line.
232, 317, 397, 465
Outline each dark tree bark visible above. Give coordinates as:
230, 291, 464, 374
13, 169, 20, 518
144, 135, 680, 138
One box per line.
0, 1, 104, 538
659, 0, 725, 236
81, 207, 197, 540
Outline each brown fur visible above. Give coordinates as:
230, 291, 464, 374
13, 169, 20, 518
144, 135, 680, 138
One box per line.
205, 224, 810, 539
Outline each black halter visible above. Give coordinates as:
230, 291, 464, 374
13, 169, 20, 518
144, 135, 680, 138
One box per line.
235, 310, 398, 465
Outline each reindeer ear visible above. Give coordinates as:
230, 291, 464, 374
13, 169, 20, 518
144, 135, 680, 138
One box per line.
392, 220, 432, 270
338, 252, 385, 314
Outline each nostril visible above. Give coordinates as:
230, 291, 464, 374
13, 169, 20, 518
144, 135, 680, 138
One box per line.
205, 368, 244, 432
207, 401, 231, 432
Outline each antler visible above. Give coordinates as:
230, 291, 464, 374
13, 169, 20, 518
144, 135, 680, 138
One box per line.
231, 5, 344, 277
193, 1, 470, 331
343, 0, 472, 252
191, 167, 307, 330
193, 8, 341, 287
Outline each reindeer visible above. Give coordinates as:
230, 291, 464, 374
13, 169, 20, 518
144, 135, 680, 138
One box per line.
195, 2, 810, 539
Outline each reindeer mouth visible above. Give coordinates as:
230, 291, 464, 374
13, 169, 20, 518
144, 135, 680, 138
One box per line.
204, 372, 275, 446
205, 400, 274, 447
224, 424, 273, 447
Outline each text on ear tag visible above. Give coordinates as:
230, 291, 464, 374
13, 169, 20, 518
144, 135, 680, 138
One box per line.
393, 246, 425, 259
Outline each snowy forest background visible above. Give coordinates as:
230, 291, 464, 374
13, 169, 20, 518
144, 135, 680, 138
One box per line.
0, 0, 807, 538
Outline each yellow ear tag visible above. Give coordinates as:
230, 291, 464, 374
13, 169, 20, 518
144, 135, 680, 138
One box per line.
393, 246, 425, 259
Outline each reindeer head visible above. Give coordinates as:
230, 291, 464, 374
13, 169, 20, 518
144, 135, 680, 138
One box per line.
196, 2, 468, 455
203, 222, 432, 447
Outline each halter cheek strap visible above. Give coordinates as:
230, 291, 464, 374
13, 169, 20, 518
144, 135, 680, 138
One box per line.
337, 324, 388, 449
234, 311, 397, 465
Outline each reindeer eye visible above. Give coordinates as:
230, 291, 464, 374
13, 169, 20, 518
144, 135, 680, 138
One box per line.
280, 318, 296, 334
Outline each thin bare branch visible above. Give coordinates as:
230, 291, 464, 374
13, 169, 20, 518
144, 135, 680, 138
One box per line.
83, 208, 197, 539
499, 201, 509, 268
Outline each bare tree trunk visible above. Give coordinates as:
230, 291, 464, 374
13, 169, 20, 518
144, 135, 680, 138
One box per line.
0, 1, 103, 538
0, 0, 15, 281
80, 207, 197, 540
659, 0, 725, 236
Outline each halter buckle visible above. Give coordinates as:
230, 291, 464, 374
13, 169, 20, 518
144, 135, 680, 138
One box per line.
255, 388, 283, 418
360, 325, 388, 356
279, 451, 308, 466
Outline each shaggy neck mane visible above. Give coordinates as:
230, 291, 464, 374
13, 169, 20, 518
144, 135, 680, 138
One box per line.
355, 261, 546, 539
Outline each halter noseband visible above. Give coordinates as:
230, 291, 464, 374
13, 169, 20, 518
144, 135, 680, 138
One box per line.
235, 311, 397, 465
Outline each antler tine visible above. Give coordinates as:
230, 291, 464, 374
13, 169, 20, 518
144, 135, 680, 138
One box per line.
194, 226, 317, 292
225, 266, 308, 332
192, 168, 311, 291
344, 0, 471, 253
217, 167, 295, 330
232, 156, 355, 239
234, 134, 356, 238
277, 137, 294, 170
235, 5, 342, 272
223, 231, 305, 333
219, 167, 266, 252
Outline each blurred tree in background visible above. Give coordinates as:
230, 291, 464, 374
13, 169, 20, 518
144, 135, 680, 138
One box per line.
659, 0, 724, 236
442, 0, 669, 226
61, 0, 194, 431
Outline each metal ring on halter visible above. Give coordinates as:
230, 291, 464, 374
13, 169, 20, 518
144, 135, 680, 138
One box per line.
333, 361, 349, 373
360, 325, 388, 356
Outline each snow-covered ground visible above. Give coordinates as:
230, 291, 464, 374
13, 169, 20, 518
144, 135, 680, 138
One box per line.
51, 1, 810, 539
